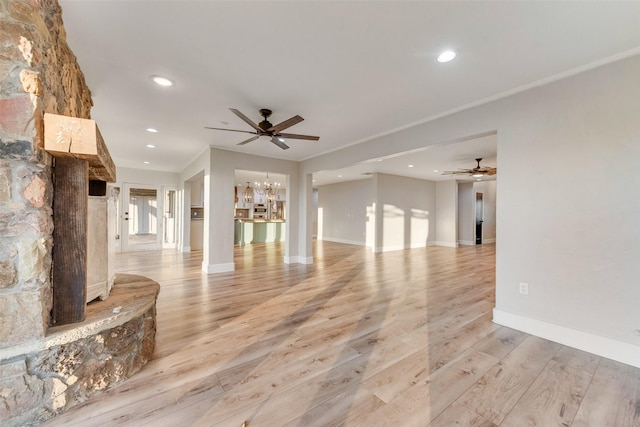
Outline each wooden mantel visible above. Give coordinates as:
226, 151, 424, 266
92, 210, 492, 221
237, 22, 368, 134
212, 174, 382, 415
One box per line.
44, 113, 116, 183
44, 113, 116, 325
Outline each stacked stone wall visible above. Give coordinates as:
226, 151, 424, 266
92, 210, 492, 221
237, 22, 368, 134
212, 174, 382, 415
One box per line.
1, 0, 92, 346
1, 2, 158, 425
3, 303, 157, 426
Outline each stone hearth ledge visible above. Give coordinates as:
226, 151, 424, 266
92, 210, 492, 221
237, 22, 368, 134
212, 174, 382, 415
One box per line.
0, 274, 159, 425
0, 274, 160, 362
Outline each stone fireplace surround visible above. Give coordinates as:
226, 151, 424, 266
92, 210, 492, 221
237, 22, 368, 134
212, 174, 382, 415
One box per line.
0, 275, 159, 425
0, 1, 159, 424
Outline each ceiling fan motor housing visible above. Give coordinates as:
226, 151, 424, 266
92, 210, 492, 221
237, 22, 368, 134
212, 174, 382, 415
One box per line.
258, 109, 273, 131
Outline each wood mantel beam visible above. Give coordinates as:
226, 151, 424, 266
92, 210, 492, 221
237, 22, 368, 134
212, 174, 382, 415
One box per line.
44, 113, 116, 183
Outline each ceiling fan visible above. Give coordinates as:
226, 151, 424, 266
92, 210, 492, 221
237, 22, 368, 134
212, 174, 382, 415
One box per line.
442, 158, 497, 177
205, 108, 320, 150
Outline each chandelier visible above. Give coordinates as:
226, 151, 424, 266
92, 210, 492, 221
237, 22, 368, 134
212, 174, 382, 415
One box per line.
242, 182, 253, 203
254, 173, 280, 203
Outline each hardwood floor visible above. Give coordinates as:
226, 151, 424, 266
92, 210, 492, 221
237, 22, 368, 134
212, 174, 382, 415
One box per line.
43, 241, 640, 426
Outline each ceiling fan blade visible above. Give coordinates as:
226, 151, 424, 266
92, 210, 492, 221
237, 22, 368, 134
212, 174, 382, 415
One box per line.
205, 127, 257, 135
268, 115, 304, 133
278, 132, 320, 141
486, 168, 497, 176
229, 108, 262, 132
270, 136, 290, 150
237, 135, 259, 146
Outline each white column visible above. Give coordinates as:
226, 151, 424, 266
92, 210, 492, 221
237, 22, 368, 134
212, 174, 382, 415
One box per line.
284, 170, 299, 263
202, 149, 235, 273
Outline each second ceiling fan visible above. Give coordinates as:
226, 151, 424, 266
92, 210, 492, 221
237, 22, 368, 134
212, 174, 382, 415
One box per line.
206, 108, 320, 150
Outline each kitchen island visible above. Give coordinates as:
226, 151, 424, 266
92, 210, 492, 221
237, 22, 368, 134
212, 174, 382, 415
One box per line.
234, 219, 286, 245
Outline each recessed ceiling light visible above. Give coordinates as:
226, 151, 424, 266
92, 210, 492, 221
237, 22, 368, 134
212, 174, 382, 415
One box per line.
151, 75, 173, 87
143, 161, 150, 164
312, 179, 316, 182
437, 50, 456, 63
408, 164, 414, 168
377, 159, 383, 162
146, 144, 156, 148
338, 175, 342, 178
433, 169, 439, 173
146, 128, 158, 133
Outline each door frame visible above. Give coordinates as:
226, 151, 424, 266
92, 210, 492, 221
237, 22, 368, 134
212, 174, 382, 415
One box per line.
475, 191, 484, 244
162, 186, 178, 249
121, 183, 163, 252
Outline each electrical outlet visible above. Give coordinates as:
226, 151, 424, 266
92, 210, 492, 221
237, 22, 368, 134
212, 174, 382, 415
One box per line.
519, 282, 529, 295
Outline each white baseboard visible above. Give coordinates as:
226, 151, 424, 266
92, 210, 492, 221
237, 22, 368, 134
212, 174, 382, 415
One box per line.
493, 309, 640, 368
180, 246, 191, 253
284, 256, 314, 265
372, 242, 432, 253
433, 241, 458, 248
458, 240, 475, 246
483, 238, 496, 243
202, 262, 235, 274
410, 242, 429, 249
320, 237, 365, 246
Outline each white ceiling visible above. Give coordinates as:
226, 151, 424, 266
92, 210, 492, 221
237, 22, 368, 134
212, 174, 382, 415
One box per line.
58, 1, 640, 182
312, 133, 497, 187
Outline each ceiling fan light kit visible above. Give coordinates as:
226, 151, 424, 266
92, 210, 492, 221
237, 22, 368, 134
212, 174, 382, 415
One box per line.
206, 108, 320, 150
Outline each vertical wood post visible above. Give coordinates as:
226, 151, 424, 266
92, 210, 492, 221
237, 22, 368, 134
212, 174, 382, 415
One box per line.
52, 157, 88, 325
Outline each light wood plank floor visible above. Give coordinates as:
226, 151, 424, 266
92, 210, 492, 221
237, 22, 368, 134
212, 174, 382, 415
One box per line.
44, 241, 640, 426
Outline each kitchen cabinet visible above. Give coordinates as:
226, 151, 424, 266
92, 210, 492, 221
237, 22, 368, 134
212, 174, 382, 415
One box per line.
190, 219, 203, 250
235, 220, 286, 245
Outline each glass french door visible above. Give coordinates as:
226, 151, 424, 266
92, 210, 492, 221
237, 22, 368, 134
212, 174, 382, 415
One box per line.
163, 187, 177, 248
122, 184, 162, 251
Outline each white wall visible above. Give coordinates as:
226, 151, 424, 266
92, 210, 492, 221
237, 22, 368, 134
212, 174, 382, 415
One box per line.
318, 174, 436, 251
435, 180, 457, 247
457, 182, 475, 245
493, 56, 640, 362
116, 167, 180, 187
317, 179, 372, 246
375, 173, 436, 252
301, 54, 640, 367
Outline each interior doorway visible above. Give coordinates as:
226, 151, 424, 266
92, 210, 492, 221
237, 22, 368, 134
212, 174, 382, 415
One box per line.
475, 192, 484, 244
121, 184, 162, 251
163, 187, 178, 248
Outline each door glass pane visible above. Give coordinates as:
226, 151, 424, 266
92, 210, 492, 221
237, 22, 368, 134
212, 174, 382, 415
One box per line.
128, 188, 158, 246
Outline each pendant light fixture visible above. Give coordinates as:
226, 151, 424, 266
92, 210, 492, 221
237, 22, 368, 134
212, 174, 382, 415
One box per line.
242, 182, 253, 203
